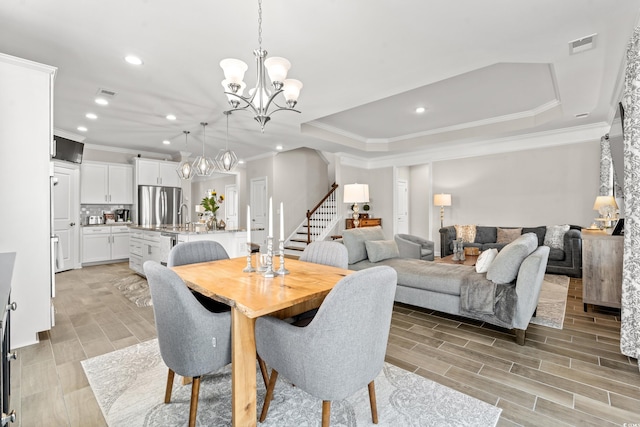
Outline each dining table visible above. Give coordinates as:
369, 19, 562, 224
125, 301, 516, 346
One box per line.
171, 256, 354, 427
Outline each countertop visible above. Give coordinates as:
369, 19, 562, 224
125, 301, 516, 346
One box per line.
128, 224, 263, 235
82, 222, 133, 227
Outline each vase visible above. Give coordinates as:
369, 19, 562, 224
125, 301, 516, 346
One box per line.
206, 216, 217, 231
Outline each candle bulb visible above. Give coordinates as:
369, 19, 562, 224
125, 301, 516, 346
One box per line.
247, 205, 251, 243
280, 202, 284, 241
268, 197, 273, 238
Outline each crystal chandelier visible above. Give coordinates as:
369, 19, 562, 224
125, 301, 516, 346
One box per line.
220, 0, 303, 131
215, 112, 239, 172
193, 122, 216, 176
176, 130, 195, 180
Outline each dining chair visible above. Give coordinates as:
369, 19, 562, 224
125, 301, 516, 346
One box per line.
143, 261, 231, 427
298, 240, 349, 269
255, 265, 397, 426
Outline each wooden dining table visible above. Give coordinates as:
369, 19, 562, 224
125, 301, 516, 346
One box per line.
171, 256, 353, 427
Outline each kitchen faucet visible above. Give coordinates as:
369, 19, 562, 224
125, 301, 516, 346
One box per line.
178, 202, 190, 228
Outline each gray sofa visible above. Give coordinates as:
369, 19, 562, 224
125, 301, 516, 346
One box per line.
342, 226, 550, 345
439, 225, 582, 278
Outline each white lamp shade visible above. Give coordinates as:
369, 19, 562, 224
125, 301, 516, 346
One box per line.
264, 57, 291, 84
220, 58, 248, 84
434, 193, 452, 207
593, 195, 618, 210
343, 183, 370, 203
282, 79, 303, 102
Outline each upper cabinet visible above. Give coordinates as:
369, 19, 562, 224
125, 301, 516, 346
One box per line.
81, 162, 133, 204
136, 159, 180, 187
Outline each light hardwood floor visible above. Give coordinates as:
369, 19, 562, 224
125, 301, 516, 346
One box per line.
12, 262, 640, 426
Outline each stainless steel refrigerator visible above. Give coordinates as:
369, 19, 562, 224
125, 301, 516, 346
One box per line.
138, 185, 182, 227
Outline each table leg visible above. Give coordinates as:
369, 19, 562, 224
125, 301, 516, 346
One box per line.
231, 308, 257, 427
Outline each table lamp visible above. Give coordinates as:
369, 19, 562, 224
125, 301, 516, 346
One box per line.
344, 183, 369, 228
434, 193, 452, 229
593, 195, 618, 228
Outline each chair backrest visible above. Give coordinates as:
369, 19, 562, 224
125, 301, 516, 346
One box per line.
298, 241, 349, 269
167, 240, 229, 267
143, 261, 231, 377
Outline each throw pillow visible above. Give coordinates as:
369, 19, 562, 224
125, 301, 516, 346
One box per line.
364, 240, 400, 263
496, 227, 522, 244
544, 224, 570, 250
342, 226, 386, 264
486, 233, 538, 284
475, 248, 498, 273
474, 226, 497, 244
454, 225, 477, 243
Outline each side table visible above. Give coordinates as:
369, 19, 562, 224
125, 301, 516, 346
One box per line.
581, 231, 623, 311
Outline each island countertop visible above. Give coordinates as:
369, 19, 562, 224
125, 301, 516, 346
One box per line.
128, 224, 263, 236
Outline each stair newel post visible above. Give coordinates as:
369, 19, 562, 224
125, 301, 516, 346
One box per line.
306, 210, 312, 244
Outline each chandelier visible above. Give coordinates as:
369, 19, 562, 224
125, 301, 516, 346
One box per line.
193, 122, 216, 176
176, 130, 195, 180
220, 0, 303, 131
215, 112, 239, 171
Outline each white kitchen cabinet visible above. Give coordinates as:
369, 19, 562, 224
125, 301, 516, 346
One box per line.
111, 225, 131, 259
129, 229, 143, 274
81, 162, 133, 204
82, 226, 130, 264
136, 159, 180, 187
141, 230, 162, 267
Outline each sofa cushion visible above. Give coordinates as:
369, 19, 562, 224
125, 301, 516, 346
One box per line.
343, 226, 386, 264
544, 224, 570, 250
497, 227, 522, 244
521, 226, 546, 246
482, 243, 506, 251
474, 226, 497, 244
365, 240, 399, 263
475, 248, 498, 273
548, 247, 566, 261
454, 224, 477, 243
486, 233, 538, 284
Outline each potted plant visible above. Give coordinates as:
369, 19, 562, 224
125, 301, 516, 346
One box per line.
201, 189, 224, 230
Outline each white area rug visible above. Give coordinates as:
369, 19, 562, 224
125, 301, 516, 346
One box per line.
111, 274, 152, 307
529, 274, 570, 329
82, 339, 501, 426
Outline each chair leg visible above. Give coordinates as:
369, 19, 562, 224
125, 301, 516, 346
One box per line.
322, 401, 331, 427
368, 380, 378, 424
189, 376, 201, 427
257, 354, 269, 389
259, 369, 279, 422
165, 369, 175, 403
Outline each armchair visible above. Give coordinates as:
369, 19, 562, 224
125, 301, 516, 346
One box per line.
394, 234, 435, 261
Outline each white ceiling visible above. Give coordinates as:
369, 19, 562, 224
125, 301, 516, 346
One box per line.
1, 1, 639, 166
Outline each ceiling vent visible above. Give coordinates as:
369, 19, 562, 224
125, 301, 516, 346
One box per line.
569, 34, 596, 55
96, 88, 117, 98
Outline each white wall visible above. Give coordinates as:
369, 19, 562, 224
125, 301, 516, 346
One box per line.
409, 163, 432, 239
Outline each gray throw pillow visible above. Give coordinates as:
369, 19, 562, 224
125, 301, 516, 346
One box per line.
365, 240, 400, 263
486, 233, 538, 284
544, 224, 570, 250
342, 226, 386, 264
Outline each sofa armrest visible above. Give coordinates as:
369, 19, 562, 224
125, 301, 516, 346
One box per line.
513, 246, 550, 330
394, 234, 434, 259
439, 226, 456, 256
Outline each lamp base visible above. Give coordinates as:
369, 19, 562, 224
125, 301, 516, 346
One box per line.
352, 203, 360, 228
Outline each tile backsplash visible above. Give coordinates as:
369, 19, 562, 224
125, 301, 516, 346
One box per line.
81, 204, 132, 224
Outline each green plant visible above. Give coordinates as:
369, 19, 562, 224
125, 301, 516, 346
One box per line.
201, 190, 224, 215
363, 204, 370, 211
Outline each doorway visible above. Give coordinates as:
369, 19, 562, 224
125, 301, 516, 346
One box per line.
250, 176, 267, 246
53, 162, 80, 271
224, 184, 238, 229
395, 179, 409, 235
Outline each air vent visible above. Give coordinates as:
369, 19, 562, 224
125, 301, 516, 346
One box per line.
96, 88, 117, 98
575, 112, 589, 118
569, 34, 596, 55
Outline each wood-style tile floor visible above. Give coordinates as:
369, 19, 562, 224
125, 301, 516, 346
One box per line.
12, 263, 640, 426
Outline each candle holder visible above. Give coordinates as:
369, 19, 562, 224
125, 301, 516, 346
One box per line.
277, 239, 289, 275
262, 236, 276, 278
242, 242, 255, 273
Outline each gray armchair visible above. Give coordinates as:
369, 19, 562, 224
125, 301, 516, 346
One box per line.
255, 266, 398, 426
143, 261, 231, 427
394, 234, 435, 261
299, 240, 349, 269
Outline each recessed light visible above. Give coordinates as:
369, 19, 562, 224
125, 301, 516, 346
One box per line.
77, 126, 88, 132
125, 55, 143, 65
86, 113, 98, 120
238, 160, 245, 164
162, 140, 171, 145
166, 114, 177, 121
275, 145, 283, 151
95, 98, 109, 106
415, 107, 426, 114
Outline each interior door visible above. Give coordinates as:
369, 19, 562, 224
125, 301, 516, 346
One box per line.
250, 177, 267, 246
53, 162, 80, 272
395, 179, 409, 235
225, 184, 238, 229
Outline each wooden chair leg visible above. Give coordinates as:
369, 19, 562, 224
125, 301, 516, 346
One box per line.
189, 376, 201, 427
515, 328, 526, 346
257, 354, 269, 388
368, 380, 378, 424
164, 369, 175, 403
259, 369, 279, 422
322, 401, 331, 427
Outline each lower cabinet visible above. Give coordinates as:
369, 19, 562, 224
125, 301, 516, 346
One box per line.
82, 226, 130, 264
129, 230, 162, 276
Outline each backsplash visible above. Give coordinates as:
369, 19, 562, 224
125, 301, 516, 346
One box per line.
81, 204, 132, 224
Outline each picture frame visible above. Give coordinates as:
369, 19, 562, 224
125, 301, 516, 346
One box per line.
612, 218, 624, 236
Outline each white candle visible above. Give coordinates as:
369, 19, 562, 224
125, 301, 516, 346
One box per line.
247, 205, 251, 243
268, 197, 273, 238
280, 202, 284, 241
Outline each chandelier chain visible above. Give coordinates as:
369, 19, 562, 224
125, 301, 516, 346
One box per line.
257, 0, 263, 50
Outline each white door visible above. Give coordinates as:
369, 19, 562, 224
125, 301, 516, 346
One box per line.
250, 177, 267, 246
225, 184, 238, 229
53, 162, 80, 272
395, 179, 409, 234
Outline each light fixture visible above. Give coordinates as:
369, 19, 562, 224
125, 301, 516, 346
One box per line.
162, 140, 171, 145
125, 55, 143, 65
593, 195, 619, 228
176, 131, 195, 180
215, 112, 239, 172
275, 145, 283, 151
343, 183, 369, 228
416, 107, 426, 113
95, 98, 109, 106
166, 114, 177, 121
77, 126, 87, 132
86, 113, 97, 120
219, 0, 303, 131
434, 193, 452, 229
193, 122, 216, 176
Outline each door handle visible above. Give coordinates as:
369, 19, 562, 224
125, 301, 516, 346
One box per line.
69, 222, 75, 227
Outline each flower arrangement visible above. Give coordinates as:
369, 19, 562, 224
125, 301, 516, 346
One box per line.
201, 189, 224, 216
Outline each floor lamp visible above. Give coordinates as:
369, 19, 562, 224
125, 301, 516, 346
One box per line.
434, 193, 451, 229
344, 183, 370, 228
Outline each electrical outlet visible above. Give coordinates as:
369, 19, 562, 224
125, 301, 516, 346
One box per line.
212, 337, 217, 348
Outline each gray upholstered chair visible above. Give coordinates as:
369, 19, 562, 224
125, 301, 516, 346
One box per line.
299, 240, 349, 269
255, 266, 398, 426
394, 233, 435, 261
143, 261, 231, 427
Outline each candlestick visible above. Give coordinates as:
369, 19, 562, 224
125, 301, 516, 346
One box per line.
263, 236, 275, 278
268, 197, 273, 238
280, 202, 284, 241
246, 205, 251, 243
242, 242, 255, 273
277, 239, 289, 275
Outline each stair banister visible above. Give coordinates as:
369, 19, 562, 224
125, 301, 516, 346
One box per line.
305, 183, 339, 244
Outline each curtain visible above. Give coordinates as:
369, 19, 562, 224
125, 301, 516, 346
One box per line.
620, 26, 640, 368
599, 135, 614, 196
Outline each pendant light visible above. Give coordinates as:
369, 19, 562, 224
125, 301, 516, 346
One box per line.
176, 130, 195, 180
193, 122, 216, 176
215, 112, 239, 172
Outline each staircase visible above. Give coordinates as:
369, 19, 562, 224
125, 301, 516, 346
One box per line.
284, 183, 340, 256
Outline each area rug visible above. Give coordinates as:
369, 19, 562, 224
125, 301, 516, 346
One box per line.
82, 339, 501, 426
110, 274, 152, 307
529, 274, 570, 329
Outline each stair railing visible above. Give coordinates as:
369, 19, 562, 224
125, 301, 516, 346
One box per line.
305, 183, 339, 244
